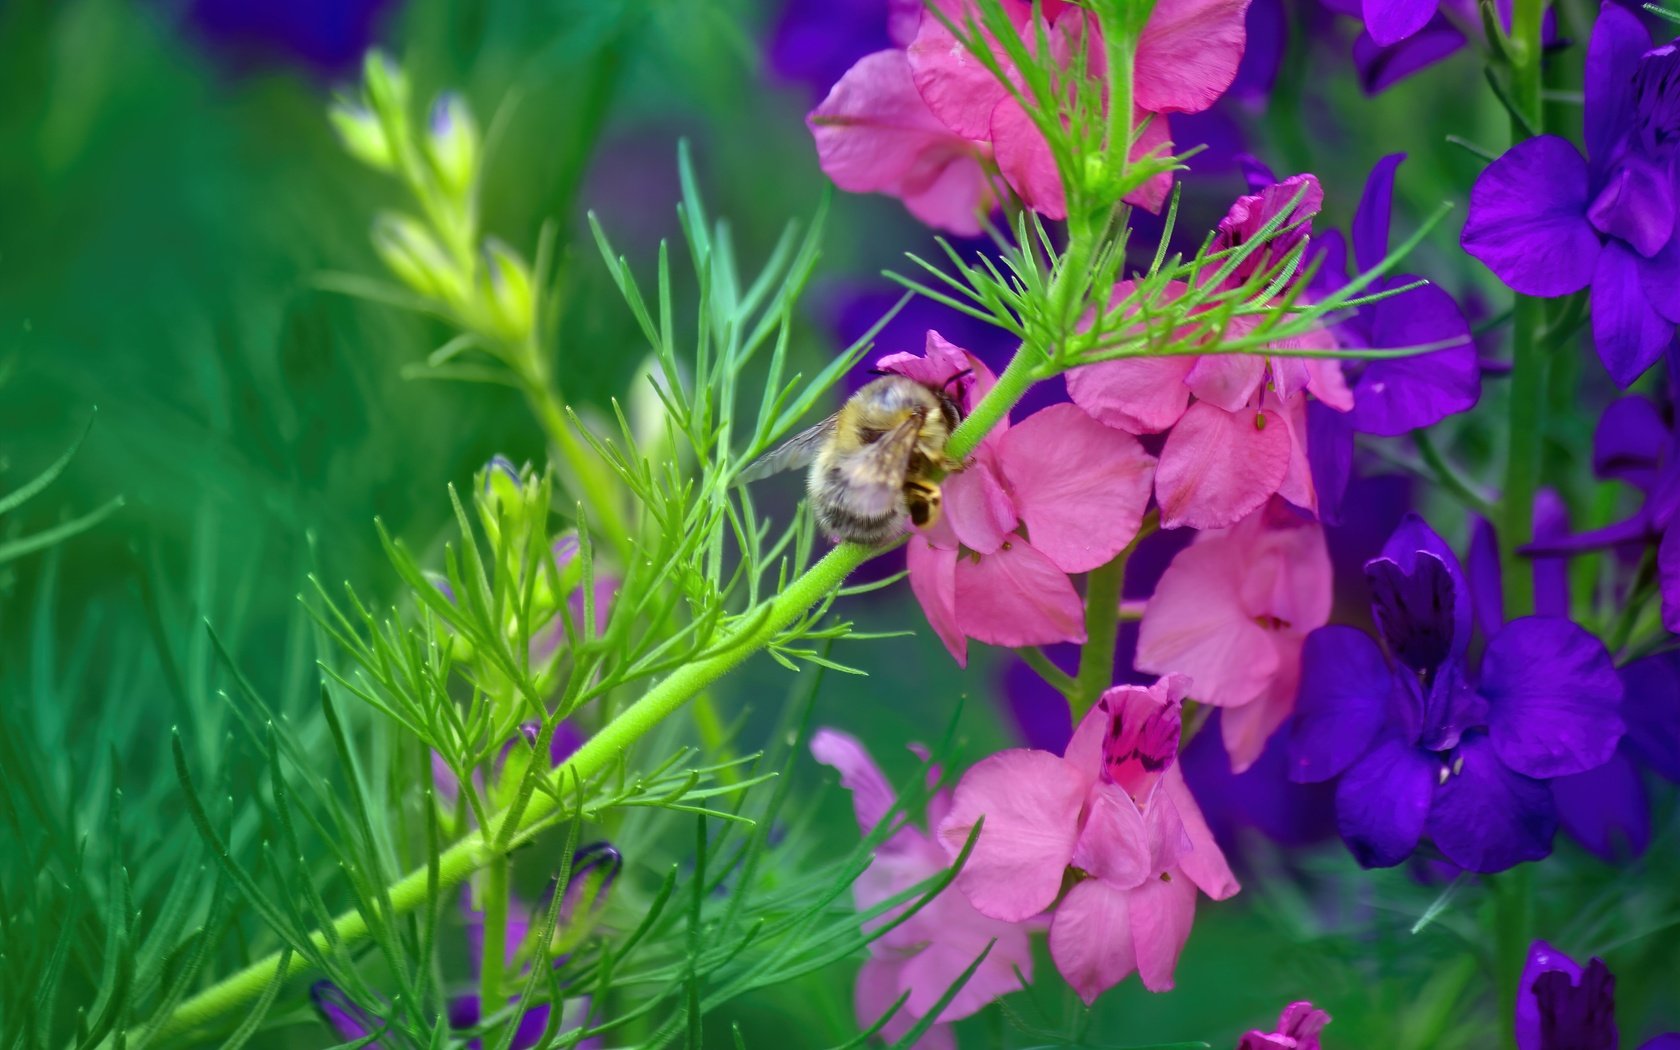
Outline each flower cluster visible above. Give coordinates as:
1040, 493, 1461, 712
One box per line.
807, 0, 1252, 233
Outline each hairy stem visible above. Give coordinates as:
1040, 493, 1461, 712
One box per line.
479, 855, 510, 1017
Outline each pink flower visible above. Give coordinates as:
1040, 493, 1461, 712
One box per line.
808, 0, 1250, 229
811, 729, 1033, 1048
1065, 176, 1353, 529
1136, 499, 1331, 772
808, 48, 995, 236
910, 0, 1250, 217
900, 338, 1156, 666
1237, 1001, 1332, 1050
936, 677, 1239, 1003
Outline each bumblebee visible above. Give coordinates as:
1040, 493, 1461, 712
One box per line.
742, 373, 966, 546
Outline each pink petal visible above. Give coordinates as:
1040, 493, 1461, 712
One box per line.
1269, 391, 1317, 515
1135, 0, 1252, 114
996, 404, 1157, 573
1128, 867, 1199, 991
1065, 354, 1194, 433
855, 958, 956, 1049
1185, 353, 1268, 412
1219, 668, 1297, 774
906, 0, 1030, 139
943, 449, 1018, 554
1097, 681, 1189, 801
1123, 110, 1175, 213
901, 153, 994, 236
1048, 879, 1138, 1004
1136, 538, 1279, 708
1065, 674, 1192, 774
878, 330, 1004, 426
938, 749, 1088, 921
900, 915, 1032, 1020
808, 50, 988, 235
908, 538, 968, 665
1231, 502, 1332, 631
1070, 782, 1154, 888
1155, 401, 1291, 529
991, 95, 1067, 219
1161, 766, 1240, 900
811, 728, 898, 836
954, 541, 1087, 648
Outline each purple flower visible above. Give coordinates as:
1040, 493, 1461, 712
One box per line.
184, 0, 397, 76
1305, 153, 1480, 522
1516, 941, 1680, 1050
1524, 391, 1680, 633
1289, 514, 1624, 872
1462, 4, 1680, 387
1336, 0, 1561, 94
766, 0, 917, 103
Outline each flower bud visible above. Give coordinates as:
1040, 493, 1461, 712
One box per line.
361, 50, 409, 123
372, 212, 463, 303
482, 239, 535, 341
328, 100, 395, 171
425, 92, 479, 199
627, 355, 689, 470
549, 842, 622, 956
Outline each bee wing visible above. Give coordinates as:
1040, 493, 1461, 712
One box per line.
831, 413, 923, 520
737, 415, 838, 483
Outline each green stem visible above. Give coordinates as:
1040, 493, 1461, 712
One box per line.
1493, 865, 1534, 1050
1413, 431, 1496, 519
479, 856, 510, 1019
946, 350, 1043, 461
1499, 0, 1546, 623
518, 368, 635, 564
1020, 647, 1079, 702
1073, 551, 1128, 718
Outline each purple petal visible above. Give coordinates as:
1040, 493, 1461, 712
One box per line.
1376, 513, 1475, 661
1307, 401, 1355, 527
1583, 2, 1651, 167
1366, 552, 1459, 675
1619, 651, 1680, 781
1290, 626, 1394, 782
1592, 239, 1674, 388
1533, 959, 1619, 1050
1593, 395, 1667, 490
1662, 514, 1680, 635
1553, 748, 1650, 862
1481, 617, 1623, 779
311, 982, 386, 1043
1517, 941, 1584, 1050
1638, 234, 1680, 324
1334, 737, 1437, 867
1353, 154, 1405, 272
1468, 516, 1505, 639
1362, 0, 1439, 46
1230, 0, 1287, 105
1587, 152, 1676, 259
1462, 136, 1599, 298
1348, 280, 1479, 435
1354, 18, 1466, 95
1428, 733, 1557, 872
1531, 490, 1572, 619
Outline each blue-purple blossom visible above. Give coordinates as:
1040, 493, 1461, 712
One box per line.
1304, 153, 1480, 523
1517, 941, 1680, 1050
184, 0, 397, 76
1289, 515, 1624, 872
1463, 4, 1680, 387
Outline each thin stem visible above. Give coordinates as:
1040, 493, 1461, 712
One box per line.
947, 350, 1043, 461
1073, 550, 1128, 718
479, 856, 510, 1018
1020, 647, 1079, 701
1412, 431, 1497, 519
517, 368, 634, 563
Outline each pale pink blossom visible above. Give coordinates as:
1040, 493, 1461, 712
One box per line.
1237, 1001, 1332, 1050
901, 335, 1156, 665
1136, 499, 1332, 772
1065, 176, 1353, 529
811, 729, 1033, 1048
936, 677, 1239, 1004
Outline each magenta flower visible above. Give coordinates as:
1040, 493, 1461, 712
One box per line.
811, 729, 1033, 1048
1462, 4, 1680, 387
1137, 499, 1332, 773
900, 338, 1154, 665
1066, 176, 1352, 529
1237, 1000, 1332, 1050
936, 677, 1239, 1003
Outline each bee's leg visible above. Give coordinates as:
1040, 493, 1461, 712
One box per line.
903, 479, 942, 530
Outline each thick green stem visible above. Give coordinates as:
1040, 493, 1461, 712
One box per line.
1073, 551, 1128, 718
1493, 864, 1534, 1050
479, 856, 510, 1017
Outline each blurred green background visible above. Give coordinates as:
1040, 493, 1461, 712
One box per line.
1, 0, 1675, 1046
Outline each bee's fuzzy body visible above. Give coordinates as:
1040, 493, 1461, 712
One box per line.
807, 376, 962, 545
